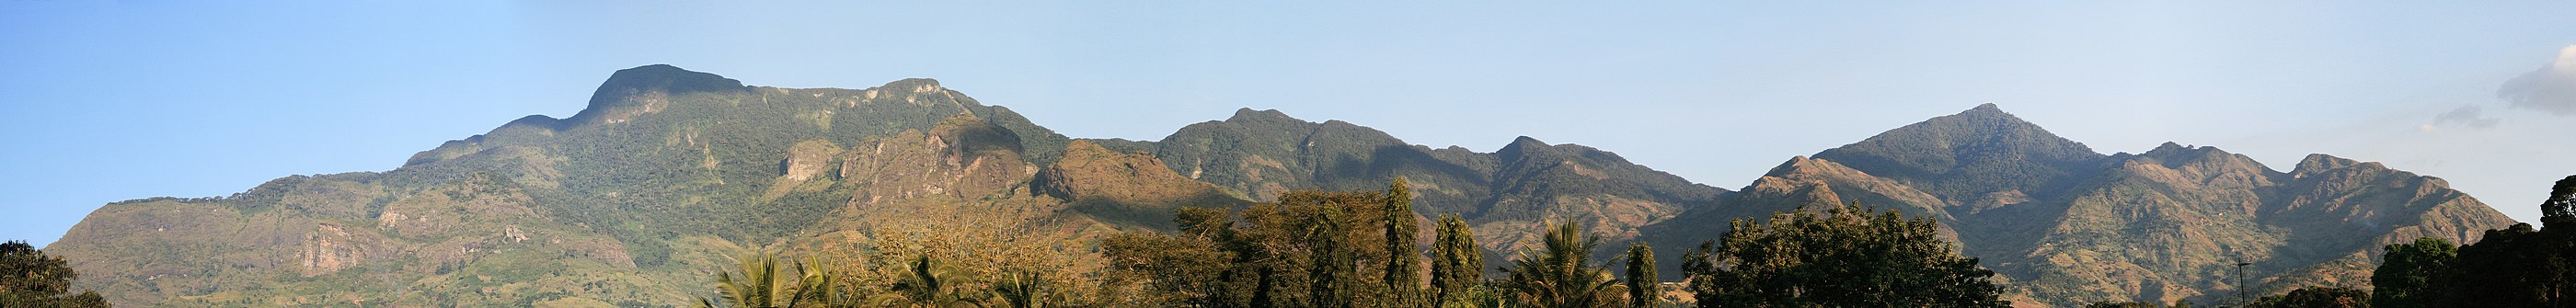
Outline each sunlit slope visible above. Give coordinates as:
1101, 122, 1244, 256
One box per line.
1640, 104, 2517, 307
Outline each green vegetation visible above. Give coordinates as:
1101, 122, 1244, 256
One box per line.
1501, 222, 1625, 308
3, 240, 109, 307
1142, 108, 1726, 256
40, 67, 2518, 307
696, 252, 843, 308
2368, 238, 2452, 308
1620, 243, 1654, 308
2243, 287, 2366, 308
1681, 204, 2007, 308
989, 269, 1056, 308
2136, 175, 2576, 308
880, 256, 983, 308
1641, 106, 2517, 306
1430, 214, 1484, 307
1103, 183, 2007, 308
2365, 175, 2576, 308
1100, 188, 1403, 307
1382, 178, 1425, 308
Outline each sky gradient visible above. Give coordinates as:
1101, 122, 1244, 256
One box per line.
5, 1, 2574, 247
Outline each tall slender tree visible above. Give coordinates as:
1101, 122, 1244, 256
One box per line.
1311, 206, 1358, 308
1384, 178, 1424, 308
1624, 243, 1657, 308
1431, 214, 1484, 306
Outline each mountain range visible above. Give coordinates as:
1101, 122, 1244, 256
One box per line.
42, 65, 2516, 307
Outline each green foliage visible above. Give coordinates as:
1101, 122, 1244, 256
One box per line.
1101, 229, 1230, 306
1310, 206, 1359, 308
878, 255, 983, 308
1104, 183, 1450, 308
2545, 175, 2576, 229
1431, 214, 1485, 307
1503, 222, 1625, 308
1519, 225, 1617, 307
1145, 108, 1725, 257
990, 269, 1058, 308
696, 251, 844, 308
1683, 204, 2007, 308
2369, 238, 2453, 308
1622, 243, 1655, 308
2394, 175, 2576, 307
1383, 178, 1425, 308
2244, 287, 2367, 308
1, 241, 109, 307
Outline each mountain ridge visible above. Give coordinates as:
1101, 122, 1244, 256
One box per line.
1641, 104, 2516, 306
41, 65, 2519, 307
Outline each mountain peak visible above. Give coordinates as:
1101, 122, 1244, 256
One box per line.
872, 78, 945, 94
1811, 103, 2103, 201
569, 64, 748, 125
595, 64, 745, 96
1226, 108, 1299, 123
1968, 102, 2004, 113
1509, 135, 1547, 147
1495, 135, 1555, 162
2294, 154, 2367, 176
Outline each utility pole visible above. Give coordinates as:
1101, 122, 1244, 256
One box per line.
2235, 261, 2253, 305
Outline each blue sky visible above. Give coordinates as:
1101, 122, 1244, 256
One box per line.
5, 1, 2574, 247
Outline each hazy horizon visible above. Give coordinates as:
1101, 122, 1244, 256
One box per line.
6, 1, 2575, 247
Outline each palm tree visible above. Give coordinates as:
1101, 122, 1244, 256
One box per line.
1504, 222, 1627, 308
990, 269, 1054, 308
698, 251, 844, 308
876, 255, 985, 308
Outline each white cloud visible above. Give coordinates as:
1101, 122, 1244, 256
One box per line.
2432, 105, 2501, 130
2499, 45, 2576, 116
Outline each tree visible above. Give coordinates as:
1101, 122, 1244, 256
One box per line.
992, 269, 1057, 308
1683, 204, 2007, 308
1384, 178, 1425, 308
1310, 206, 1359, 308
1431, 214, 1484, 307
1504, 222, 1626, 308
2247, 287, 2368, 308
1099, 232, 1229, 307
2545, 175, 2576, 229
697, 251, 841, 308
1100, 184, 1413, 308
1624, 243, 1657, 308
880, 255, 984, 308
2370, 238, 2455, 308
0, 240, 108, 308
2428, 175, 2576, 307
